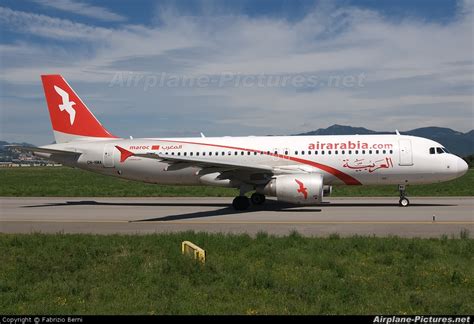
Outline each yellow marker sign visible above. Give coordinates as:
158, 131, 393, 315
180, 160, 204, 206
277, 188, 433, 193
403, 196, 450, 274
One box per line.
181, 241, 206, 264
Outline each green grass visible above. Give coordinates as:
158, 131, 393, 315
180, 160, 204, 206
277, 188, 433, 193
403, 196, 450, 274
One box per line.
0, 167, 239, 197
0, 167, 473, 197
0, 233, 472, 315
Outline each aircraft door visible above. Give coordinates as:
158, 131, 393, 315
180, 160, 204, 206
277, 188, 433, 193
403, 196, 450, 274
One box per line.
398, 139, 413, 166
103, 144, 115, 168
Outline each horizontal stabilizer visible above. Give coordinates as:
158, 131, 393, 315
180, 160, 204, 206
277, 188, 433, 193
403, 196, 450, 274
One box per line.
6, 145, 80, 156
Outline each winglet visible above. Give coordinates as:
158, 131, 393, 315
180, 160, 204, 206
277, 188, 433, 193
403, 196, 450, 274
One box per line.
115, 146, 134, 163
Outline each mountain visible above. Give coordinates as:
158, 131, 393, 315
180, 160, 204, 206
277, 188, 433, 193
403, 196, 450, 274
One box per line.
297, 124, 377, 135
295, 125, 474, 157
0, 141, 36, 162
0, 141, 35, 149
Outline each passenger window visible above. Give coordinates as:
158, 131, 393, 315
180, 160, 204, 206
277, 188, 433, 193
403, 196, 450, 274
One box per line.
315, 151, 318, 155
341, 150, 345, 154
328, 151, 331, 155
295, 151, 298, 155
301, 151, 305, 155
348, 150, 352, 154
184, 152, 187, 156
190, 152, 193, 156
362, 150, 365, 154
369, 150, 372, 154
355, 150, 358, 154
376, 150, 379, 154
285, 151, 288, 155
247, 151, 251, 155
389, 150, 393, 154
178, 152, 181, 156
172, 152, 175, 155
221, 152, 225, 156
321, 151, 325, 155
196, 152, 199, 156
383, 150, 386, 154
202, 152, 205, 156
436, 147, 444, 154
335, 150, 338, 155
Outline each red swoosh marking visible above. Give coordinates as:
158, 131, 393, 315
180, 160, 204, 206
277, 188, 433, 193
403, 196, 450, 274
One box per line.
152, 139, 362, 185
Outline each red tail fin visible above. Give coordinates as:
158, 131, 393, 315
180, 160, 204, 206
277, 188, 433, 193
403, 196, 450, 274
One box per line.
41, 75, 117, 143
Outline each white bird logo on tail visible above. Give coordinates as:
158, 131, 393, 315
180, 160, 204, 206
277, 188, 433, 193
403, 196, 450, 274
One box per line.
54, 85, 76, 125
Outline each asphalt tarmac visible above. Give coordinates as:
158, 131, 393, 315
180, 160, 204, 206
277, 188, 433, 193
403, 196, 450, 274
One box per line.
1, 197, 472, 237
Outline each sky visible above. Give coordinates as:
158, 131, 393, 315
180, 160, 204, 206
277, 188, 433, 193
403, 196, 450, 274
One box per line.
0, 0, 473, 145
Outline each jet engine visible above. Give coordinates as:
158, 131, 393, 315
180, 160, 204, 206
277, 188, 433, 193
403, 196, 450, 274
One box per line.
262, 174, 324, 205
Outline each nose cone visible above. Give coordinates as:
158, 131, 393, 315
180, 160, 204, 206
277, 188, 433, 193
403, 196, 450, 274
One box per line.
456, 158, 469, 177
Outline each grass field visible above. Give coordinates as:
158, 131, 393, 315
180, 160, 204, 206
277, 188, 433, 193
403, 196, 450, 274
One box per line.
0, 167, 473, 197
0, 167, 474, 197
1, 233, 473, 315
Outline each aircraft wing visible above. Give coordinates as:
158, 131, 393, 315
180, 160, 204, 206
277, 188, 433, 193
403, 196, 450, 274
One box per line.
116, 146, 273, 173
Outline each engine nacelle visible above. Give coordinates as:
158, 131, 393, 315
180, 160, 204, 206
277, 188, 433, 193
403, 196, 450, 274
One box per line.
262, 174, 324, 205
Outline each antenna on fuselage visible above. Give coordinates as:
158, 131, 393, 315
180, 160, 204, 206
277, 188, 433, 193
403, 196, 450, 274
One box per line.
130, 136, 133, 139
200, 132, 206, 138
395, 130, 400, 135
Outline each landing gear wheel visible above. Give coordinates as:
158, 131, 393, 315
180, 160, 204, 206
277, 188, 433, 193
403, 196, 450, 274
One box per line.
232, 196, 250, 210
399, 197, 410, 207
251, 193, 266, 205
398, 184, 410, 207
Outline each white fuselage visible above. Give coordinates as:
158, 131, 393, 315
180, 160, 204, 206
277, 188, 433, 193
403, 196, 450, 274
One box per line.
42, 134, 468, 187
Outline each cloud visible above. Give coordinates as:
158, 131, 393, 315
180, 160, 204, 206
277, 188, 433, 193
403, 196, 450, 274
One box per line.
30, 0, 126, 22
0, 6, 112, 41
0, 1, 473, 144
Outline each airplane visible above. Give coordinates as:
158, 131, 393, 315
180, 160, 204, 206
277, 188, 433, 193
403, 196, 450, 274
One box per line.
12, 75, 469, 210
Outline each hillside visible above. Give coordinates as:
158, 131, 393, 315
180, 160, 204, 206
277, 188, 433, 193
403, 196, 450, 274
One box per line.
296, 125, 473, 157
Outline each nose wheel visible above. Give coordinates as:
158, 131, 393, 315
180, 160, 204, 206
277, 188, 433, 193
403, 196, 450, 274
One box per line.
398, 185, 410, 207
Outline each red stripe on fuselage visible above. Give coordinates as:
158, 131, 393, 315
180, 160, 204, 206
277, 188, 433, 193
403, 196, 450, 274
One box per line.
152, 139, 362, 185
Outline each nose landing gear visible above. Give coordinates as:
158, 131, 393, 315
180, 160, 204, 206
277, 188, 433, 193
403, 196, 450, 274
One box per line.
398, 184, 410, 207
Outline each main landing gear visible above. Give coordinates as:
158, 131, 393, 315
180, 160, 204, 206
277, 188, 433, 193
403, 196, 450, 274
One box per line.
398, 184, 410, 207
232, 190, 266, 211
232, 196, 250, 210
250, 193, 266, 205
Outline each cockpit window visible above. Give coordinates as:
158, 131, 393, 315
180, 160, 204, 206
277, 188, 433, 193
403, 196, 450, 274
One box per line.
442, 147, 450, 153
429, 147, 435, 154
436, 147, 444, 154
